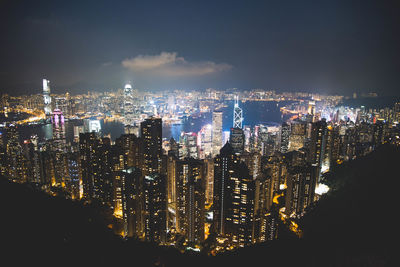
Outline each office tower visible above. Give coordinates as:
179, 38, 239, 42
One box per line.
288, 120, 307, 151
124, 82, 135, 126
113, 167, 143, 238
198, 124, 212, 159
280, 122, 290, 153
5, 125, 25, 182
115, 134, 141, 169
143, 173, 167, 243
51, 109, 67, 187
43, 79, 52, 116
213, 143, 255, 248
243, 125, 252, 152
83, 119, 101, 133
140, 117, 162, 176
212, 110, 223, 157
230, 127, 244, 155
257, 125, 280, 156
179, 132, 198, 159
285, 165, 318, 217
66, 151, 81, 200
233, 95, 243, 129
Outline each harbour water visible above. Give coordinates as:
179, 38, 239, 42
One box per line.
13, 100, 294, 143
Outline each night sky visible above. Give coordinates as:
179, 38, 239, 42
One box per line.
1, 0, 399, 96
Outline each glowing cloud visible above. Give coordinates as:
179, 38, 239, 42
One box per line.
122, 52, 232, 76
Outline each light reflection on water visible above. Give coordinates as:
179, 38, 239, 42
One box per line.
16, 101, 293, 143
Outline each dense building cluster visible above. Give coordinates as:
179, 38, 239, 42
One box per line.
1, 81, 400, 254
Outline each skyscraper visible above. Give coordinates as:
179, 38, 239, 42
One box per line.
123, 82, 135, 126
280, 122, 291, 153
140, 117, 162, 176
230, 127, 245, 155
212, 110, 223, 157
51, 109, 67, 187
213, 142, 255, 248
233, 95, 243, 129
43, 79, 52, 117
113, 167, 143, 238
143, 173, 167, 243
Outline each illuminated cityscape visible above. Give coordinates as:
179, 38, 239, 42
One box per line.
1, 1, 399, 266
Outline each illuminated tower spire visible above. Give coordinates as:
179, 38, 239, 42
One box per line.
233, 95, 243, 129
124, 82, 134, 126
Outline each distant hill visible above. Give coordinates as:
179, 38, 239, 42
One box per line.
1, 145, 398, 266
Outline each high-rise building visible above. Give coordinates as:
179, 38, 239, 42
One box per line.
79, 133, 112, 204
113, 167, 143, 238
140, 117, 162, 176
230, 127, 244, 155
288, 120, 307, 151
66, 151, 81, 200
43, 79, 52, 116
5, 124, 25, 182
124, 82, 135, 126
179, 132, 198, 159
143, 173, 167, 243
285, 165, 318, 217
233, 95, 243, 129
51, 109, 67, 187
212, 110, 223, 157
173, 158, 205, 243
198, 124, 212, 158
280, 122, 291, 153
213, 143, 255, 248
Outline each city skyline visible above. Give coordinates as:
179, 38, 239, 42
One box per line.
1, 1, 399, 265
1, 0, 400, 96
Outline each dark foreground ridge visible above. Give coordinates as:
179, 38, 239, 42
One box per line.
1, 145, 398, 266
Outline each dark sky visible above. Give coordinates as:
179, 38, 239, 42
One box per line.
1, 0, 399, 96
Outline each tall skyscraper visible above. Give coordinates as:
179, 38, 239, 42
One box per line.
173, 158, 205, 243
79, 133, 112, 203
43, 79, 52, 116
230, 127, 245, 155
285, 165, 318, 217
213, 143, 255, 248
143, 173, 167, 243
51, 109, 67, 187
123, 82, 135, 126
212, 110, 223, 157
113, 167, 143, 238
280, 122, 291, 153
233, 95, 243, 129
140, 117, 162, 176
288, 120, 307, 151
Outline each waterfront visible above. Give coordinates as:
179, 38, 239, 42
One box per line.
11, 100, 293, 143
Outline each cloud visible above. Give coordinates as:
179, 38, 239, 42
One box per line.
122, 52, 232, 76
